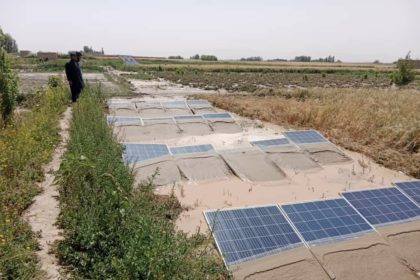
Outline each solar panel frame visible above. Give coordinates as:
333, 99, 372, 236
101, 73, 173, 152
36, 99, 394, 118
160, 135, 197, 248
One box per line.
161, 100, 188, 108
284, 130, 329, 144
280, 198, 374, 245
174, 115, 205, 121
122, 143, 170, 163
394, 180, 420, 206
204, 205, 303, 266
251, 138, 291, 149
342, 187, 420, 226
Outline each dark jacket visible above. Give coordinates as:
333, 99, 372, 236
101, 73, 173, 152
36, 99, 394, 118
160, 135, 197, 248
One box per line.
65, 60, 84, 89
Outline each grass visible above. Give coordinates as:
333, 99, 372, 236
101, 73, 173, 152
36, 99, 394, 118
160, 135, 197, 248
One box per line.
0, 84, 68, 279
198, 88, 420, 178
56, 87, 228, 279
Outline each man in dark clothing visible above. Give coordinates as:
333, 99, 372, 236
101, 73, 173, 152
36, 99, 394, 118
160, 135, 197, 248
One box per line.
65, 51, 84, 102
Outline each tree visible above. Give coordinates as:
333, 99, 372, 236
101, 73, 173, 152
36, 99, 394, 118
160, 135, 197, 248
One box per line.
0, 27, 18, 53
294, 56, 311, 62
200, 55, 218, 61
391, 52, 416, 85
0, 47, 18, 124
190, 54, 200, 60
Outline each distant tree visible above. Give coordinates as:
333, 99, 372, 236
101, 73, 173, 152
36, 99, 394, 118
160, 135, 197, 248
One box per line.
294, 56, 311, 62
0, 47, 18, 124
267, 58, 288, 62
168, 56, 183, 59
391, 52, 416, 85
373, 60, 380, 64
190, 54, 200, 60
200, 55, 218, 61
83, 45, 104, 55
0, 27, 18, 53
240, 56, 263, 61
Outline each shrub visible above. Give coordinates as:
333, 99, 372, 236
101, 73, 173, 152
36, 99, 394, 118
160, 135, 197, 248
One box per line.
200, 55, 218, 61
391, 54, 416, 85
47, 75, 63, 88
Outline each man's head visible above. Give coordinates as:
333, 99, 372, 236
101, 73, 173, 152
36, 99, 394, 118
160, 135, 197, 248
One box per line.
75, 51, 82, 62
69, 51, 76, 60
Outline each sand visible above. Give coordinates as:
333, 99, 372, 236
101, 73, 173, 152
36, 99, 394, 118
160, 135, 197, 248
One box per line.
220, 148, 287, 182
267, 151, 322, 171
175, 154, 232, 182
311, 232, 419, 280
210, 120, 243, 134
299, 142, 352, 165
131, 159, 181, 187
177, 122, 214, 136
231, 246, 330, 280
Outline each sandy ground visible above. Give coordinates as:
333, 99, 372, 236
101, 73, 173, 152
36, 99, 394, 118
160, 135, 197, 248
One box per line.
23, 107, 72, 280
113, 79, 418, 279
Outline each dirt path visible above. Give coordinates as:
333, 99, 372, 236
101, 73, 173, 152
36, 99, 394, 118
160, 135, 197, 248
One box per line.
23, 107, 72, 279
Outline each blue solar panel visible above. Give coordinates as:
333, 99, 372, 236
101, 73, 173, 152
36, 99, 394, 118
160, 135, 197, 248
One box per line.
394, 180, 420, 206
106, 116, 141, 124
203, 113, 232, 119
251, 138, 290, 149
123, 143, 170, 163
174, 115, 204, 121
342, 187, 420, 226
204, 205, 302, 265
281, 198, 373, 245
170, 144, 214, 155
284, 130, 328, 144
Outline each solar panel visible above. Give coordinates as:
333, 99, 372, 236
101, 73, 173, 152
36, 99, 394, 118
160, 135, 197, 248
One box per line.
281, 198, 373, 245
204, 113, 232, 119
170, 144, 214, 155
162, 100, 187, 107
123, 143, 170, 163
204, 205, 302, 266
394, 180, 420, 205
342, 187, 420, 226
174, 115, 204, 121
106, 116, 141, 124
251, 138, 291, 149
284, 130, 328, 144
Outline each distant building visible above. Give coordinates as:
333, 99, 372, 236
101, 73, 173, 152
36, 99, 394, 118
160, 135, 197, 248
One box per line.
37, 51, 58, 60
19, 50, 31, 57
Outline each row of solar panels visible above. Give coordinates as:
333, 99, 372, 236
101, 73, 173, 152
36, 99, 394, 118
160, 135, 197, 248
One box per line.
108, 99, 211, 109
108, 112, 234, 126
121, 130, 330, 163
120, 55, 139, 65
205, 180, 420, 266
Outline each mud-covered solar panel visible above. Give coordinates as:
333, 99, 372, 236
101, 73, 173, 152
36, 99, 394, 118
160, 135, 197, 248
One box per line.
203, 113, 232, 119
204, 205, 302, 266
106, 116, 141, 124
123, 143, 170, 163
170, 144, 214, 155
342, 187, 420, 226
281, 198, 373, 245
162, 100, 187, 107
251, 138, 291, 149
284, 130, 328, 144
394, 180, 420, 205
187, 99, 211, 106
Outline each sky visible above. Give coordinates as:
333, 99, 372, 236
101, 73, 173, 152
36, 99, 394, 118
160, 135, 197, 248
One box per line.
1, 0, 419, 62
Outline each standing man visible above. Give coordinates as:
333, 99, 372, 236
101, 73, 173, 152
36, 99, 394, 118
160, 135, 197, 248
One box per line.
65, 51, 84, 102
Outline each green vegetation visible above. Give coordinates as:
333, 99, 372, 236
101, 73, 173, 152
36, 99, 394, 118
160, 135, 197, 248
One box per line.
0, 48, 18, 124
391, 54, 416, 85
0, 27, 18, 53
56, 88, 227, 279
0, 82, 68, 279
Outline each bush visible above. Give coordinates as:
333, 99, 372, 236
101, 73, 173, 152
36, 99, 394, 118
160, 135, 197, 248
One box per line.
47, 75, 63, 88
200, 55, 218, 61
391, 54, 416, 85
0, 48, 18, 124
57, 88, 227, 279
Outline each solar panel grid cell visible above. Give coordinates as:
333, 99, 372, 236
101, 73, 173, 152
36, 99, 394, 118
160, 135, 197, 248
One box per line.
251, 138, 290, 148
281, 198, 373, 245
284, 130, 328, 144
204, 205, 302, 265
204, 113, 232, 119
342, 188, 420, 226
